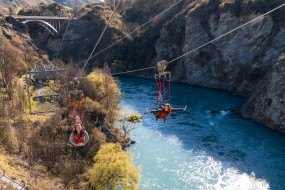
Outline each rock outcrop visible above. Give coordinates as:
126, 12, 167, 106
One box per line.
241, 55, 285, 133
154, 0, 285, 133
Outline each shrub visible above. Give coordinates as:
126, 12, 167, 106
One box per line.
86, 143, 140, 190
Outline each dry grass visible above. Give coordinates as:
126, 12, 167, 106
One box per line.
0, 148, 64, 189
11, 36, 25, 47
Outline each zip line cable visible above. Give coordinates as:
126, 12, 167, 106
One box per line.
54, 0, 79, 59
112, 2, 285, 75
55, 0, 184, 78
167, 2, 285, 65
56, 2, 285, 78
111, 66, 156, 75
79, 0, 121, 75
75, 0, 184, 67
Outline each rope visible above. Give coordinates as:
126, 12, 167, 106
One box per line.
111, 66, 156, 75
54, 0, 79, 59
79, 0, 121, 75
168, 80, 170, 103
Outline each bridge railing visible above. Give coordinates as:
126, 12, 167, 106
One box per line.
0, 169, 26, 190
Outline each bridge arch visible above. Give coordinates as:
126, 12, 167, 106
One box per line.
22, 20, 58, 35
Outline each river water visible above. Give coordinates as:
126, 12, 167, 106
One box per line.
119, 77, 285, 190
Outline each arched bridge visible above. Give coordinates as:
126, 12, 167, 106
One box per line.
11, 15, 69, 35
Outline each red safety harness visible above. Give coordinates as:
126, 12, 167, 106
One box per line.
72, 127, 85, 144
69, 95, 85, 125
155, 77, 171, 107
155, 75, 172, 121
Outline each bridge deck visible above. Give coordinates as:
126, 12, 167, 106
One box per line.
11, 15, 69, 20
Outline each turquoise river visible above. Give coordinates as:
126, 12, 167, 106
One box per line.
119, 77, 285, 190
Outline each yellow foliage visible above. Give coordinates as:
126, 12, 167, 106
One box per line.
14, 7, 23, 15
125, 115, 142, 123
86, 70, 120, 102
87, 143, 140, 190
84, 97, 104, 113
82, 69, 121, 123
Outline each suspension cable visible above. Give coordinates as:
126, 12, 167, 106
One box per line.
55, 0, 184, 78
111, 66, 156, 75
54, 0, 79, 59
56, 2, 285, 78
167, 2, 285, 65
110, 2, 285, 76
75, 0, 184, 67
79, 0, 121, 74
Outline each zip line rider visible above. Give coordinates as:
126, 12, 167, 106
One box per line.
69, 123, 89, 146
145, 60, 187, 122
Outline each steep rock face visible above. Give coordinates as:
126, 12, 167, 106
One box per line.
155, 0, 285, 133
241, 55, 285, 133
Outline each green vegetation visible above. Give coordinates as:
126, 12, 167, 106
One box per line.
86, 143, 140, 190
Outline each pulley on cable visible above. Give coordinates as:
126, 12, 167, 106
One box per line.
68, 78, 84, 126
145, 60, 187, 122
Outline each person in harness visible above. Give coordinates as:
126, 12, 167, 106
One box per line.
69, 123, 89, 146
147, 103, 187, 122
145, 60, 187, 122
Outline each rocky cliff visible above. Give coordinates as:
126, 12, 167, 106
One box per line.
154, 0, 285, 133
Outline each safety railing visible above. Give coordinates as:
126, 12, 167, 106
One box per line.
0, 169, 26, 190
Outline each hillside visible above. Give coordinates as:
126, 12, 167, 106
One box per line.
0, 0, 54, 14
0, 13, 138, 189
0, 0, 101, 14
54, 0, 101, 7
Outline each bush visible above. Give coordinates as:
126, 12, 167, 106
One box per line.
80, 68, 121, 123
86, 143, 140, 190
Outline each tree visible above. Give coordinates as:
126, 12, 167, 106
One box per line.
117, 111, 142, 137
86, 143, 140, 190
0, 40, 20, 99
80, 68, 121, 123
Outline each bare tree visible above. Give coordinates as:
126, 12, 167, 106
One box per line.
117, 111, 142, 137
0, 42, 20, 99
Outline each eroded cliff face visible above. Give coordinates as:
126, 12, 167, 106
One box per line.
241, 56, 285, 133
47, 3, 132, 65
155, 0, 285, 133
